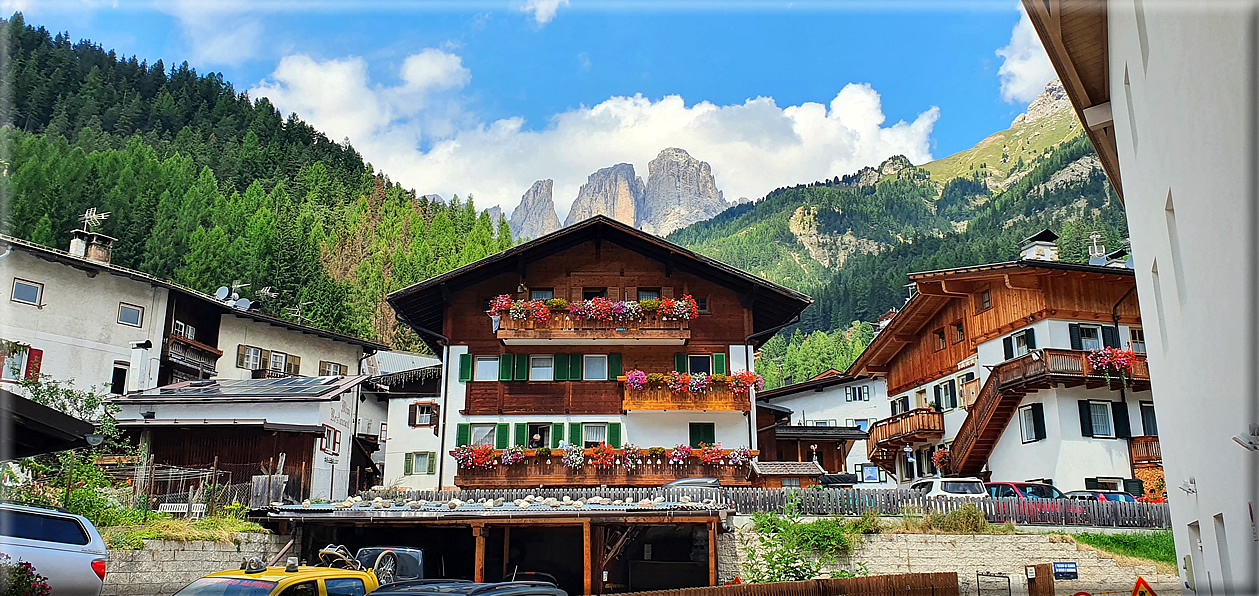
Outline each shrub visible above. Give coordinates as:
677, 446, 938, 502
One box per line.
918, 504, 1011, 534
545, 298, 569, 310
0, 554, 52, 596
534, 447, 552, 458
638, 299, 662, 311
646, 447, 667, 460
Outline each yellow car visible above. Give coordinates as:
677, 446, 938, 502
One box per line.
174, 551, 382, 596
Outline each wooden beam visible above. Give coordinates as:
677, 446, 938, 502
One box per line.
502, 526, 511, 580
891, 334, 916, 344
1004, 274, 1042, 291
939, 280, 974, 296
474, 526, 486, 583
708, 521, 717, 587
1083, 101, 1113, 131
583, 520, 593, 596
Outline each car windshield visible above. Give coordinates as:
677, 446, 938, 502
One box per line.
942, 482, 985, 495
1021, 485, 1063, 499
174, 578, 277, 596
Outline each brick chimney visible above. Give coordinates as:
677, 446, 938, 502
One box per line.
68, 229, 115, 264
1019, 229, 1059, 261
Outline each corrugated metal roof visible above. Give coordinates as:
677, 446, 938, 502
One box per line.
372, 351, 441, 375
750, 461, 826, 476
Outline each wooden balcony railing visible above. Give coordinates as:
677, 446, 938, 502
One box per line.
996, 349, 1151, 389
1130, 435, 1162, 464
453, 448, 754, 488
164, 335, 222, 375
622, 385, 750, 412
465, 381, 622, 415
866, 408, 945, 464
496, 312, 690, 345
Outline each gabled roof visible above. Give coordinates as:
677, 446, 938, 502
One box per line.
388, 216, 813, 352
756, 370, 863, 401
1023, 229, 1059, 244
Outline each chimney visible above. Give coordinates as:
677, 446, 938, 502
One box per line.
1019, 229, 1059, 261
68, 229, 115, 264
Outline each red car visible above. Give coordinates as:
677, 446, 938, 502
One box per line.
985, 482, 1086, 523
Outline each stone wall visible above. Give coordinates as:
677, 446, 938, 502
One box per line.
721, 520, 1181, 596
103, 533, 292, 595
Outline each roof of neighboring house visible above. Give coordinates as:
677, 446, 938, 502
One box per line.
370, 364, 442, 388
115, 375, 369, 404
750, 461, 826, 476
0, 234, 386, 351
820, 473, 859, 486
370, 351, 441, 375
756, 372, 863, 402
772, 425, 868, 441
113, 418, 325, 434
387, 216, 813, 353
1, 388, 96, 459
757, 401, 793, 415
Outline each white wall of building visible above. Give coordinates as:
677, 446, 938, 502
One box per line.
765, 378, 895, 487
439, 345, 468, 489
0, 250, 168, 394
215, 314, 365, 381
624, 411, 750, 450
1105, 1, 1257, 590
383, 396, 445, 491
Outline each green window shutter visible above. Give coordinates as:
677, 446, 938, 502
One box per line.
713, 353, 727, 375
674, 353, 688, 373
554, 354, 569, 381
607, 423, 622, 449
1084, 477, 1101, 490
569, 422, 583, 445
426, 453, 437, 474
569, 354, 583, 381
497, 354, 510, 381
458, 354, 473, 382
1123, 478, 1144, 497
514, 354, 529, 381
456, 423, 471, 447
1112, 402, 1132, 438
608, 353, 623, 381
1069, 324, 1083, 350
1025, 328, 1037, 350
495, 423, 510, 449
689, 423, 715, 448
1078, 401, 1094, 437
1102, 326, 1120, 349
1031, 403, 1047, 441
1003, 337, 1014, 360
514, 423, 528, 447
551, 423, 565, 448
404, 453, 413, 475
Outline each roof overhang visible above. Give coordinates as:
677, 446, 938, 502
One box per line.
115, 418, 325, 434
1, 388, 96, 460
773, 425, 868, 441
1022, 0, 1122, 201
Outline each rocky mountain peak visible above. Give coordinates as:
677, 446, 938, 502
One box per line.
564, 163, 644, 227
1012, 79, 1070, 126
639, 147, 728, 236
878, 155, 914, 176
508, 179, 562, 241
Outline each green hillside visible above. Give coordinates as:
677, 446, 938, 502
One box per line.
920, 105, 1083, 184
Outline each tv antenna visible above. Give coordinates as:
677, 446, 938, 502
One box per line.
285, 301, 314, 325
1087, 231, 1107, 258
256, 286, 278, 300
79, 207, 111, 231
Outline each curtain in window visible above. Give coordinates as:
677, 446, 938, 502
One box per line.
1090, 403, 1113, 436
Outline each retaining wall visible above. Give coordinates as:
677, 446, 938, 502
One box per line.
103, 533, 291, 596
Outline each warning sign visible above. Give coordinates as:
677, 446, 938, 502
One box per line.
1132, 576, 1158, 596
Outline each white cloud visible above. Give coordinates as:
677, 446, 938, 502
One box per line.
252, 53, 939, 220
996, 4, 1056, 104
521, 0, 568, 26
162, 0, 263, 66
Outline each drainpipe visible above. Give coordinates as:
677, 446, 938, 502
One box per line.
744, 313, 802, 454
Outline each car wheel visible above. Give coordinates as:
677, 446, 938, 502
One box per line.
373, 551, 399, 585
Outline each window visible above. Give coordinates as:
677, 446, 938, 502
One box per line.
976, 289, 992, 312
852, 419, 871, 432
325, 578, 367, 596
405, 452, 435, 475
583, 287, 607, 300
320, 425, 341, 455
1011, 329, 1035, 358
845, 386, 869, 401
1019, 405, 1046, 443
687, 354, 712, 375
0, 509, 90, 544
1089, 402, 1114, 437
914, 388, 928, 410
474, 356, 499, 381
1092, 477, 1123, 491
319, 361, 345, 376
117, 302, 144, 327
173, 320, 196, 340
1129, 328, 1147, 353
269, 351, 288, 372
110, 365, 128, 395
530, 355, 555, 381
689, 422, 716, 448
934, 329, 947, 351
890, 395, 909, 416
583, 423, 607, 448
1079, 325, 1103, 351
780, 478, 801, 489
1140, 402, 1158, 435
583, 355, 608, 381
2, 349, 28, 382
240, 346, 262, 370
637, 288, 662, 301
408, 403, 436, 426
953, 322, 965, 343
695, 297, 709, 313
278, 582, 318, 596
529, 288, 554, 300
379, 423, 387, 443
11, 279, 42, 306
937, 380, 957, 410
470, 423, 497, 447
527, 423, 551, 448
860, 465, 880, 483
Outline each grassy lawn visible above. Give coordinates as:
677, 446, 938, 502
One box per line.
102, 516, 268, 550
1071, 530, 1177, 565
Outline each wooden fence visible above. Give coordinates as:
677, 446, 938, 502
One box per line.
361, 486, 1171, 528
603, 573, 959, 596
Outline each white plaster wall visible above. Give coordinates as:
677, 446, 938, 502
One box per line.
0, 250, 168, 393
215, 314, 364, 380
624, 411, 751, 449
312, 391, 361, 501
765, 378, 895, 486
440, 345, 468, 489
383, 397, 445, 491
1105, 2, 1258, 590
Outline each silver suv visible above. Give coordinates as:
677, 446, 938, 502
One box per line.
0, 503, 107, 595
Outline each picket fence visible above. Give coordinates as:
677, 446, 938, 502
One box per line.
359, 486, 1170, 528
603, 573, 960, 596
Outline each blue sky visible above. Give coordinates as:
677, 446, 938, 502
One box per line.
14, 1, 1057, 217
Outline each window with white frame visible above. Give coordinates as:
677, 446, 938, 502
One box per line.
583, 355, 608, 381
530, 288, 554, 300
845, 386, 870, 401
117, 303, 144, 327
847, 419, 871, 432
11, 279, 42, 306
530, 355, 554, 381
409, 403, 435, 426
1012, 329, 1034, 357
470, 423, 496, 446
320, 425, 341, 455
1089, 401, 1114, 437
637, 288, 662, 301
1129, 328, 1147, 353
687, 354, 712, 375
1020, 406, 1038, 442
242, 346, 262, 371
379, 423, 387, 443
473, 356, 499, 381
1093, 477, 1123, 491
939, 380, 958, 410
173, 320, 196, 340
583, 422, 607, 448
1079, 325, 1103, 351
269, 351, 288, 372
2, 349, 28, 381
780, 478, 801, 489
319, 361, 345, 376
406, 452, 435, 475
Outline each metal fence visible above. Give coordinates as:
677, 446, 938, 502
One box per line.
360, 486, 1171, 528
603, 573, 960, 596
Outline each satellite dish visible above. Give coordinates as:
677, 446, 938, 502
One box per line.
235, 298, 252, 310
215, 287, 230, 300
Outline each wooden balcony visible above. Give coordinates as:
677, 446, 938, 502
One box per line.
163, 335, 221, 376
622, 386, 750, 412
1130, 435, 1162, 464
866, 408, 944, 468
454, 449, 753, 488
465, 381, 622, 415
496, 312, 690, 346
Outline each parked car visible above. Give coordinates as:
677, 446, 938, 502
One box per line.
1065, 490, 1138, 503
0, 502, 108, 595
175, 550, 381, 595
908, 477, 988, 498
371, 580, 566, 596
984, 481, 1067, 500
985, 481, 1085, 523
658, 478, 726, 501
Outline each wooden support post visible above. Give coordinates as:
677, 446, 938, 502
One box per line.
502, 527, 511, 580
474, 525, 486, 583
208, 456, 218, 516
583, 520, 592, 596
708, 521, 717, 586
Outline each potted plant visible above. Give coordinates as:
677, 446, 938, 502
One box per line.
450, 445, 497, 469
1087, 347, 1139, 385
727, 446, 752, 467
696, 442, 724, 466
545, 298, 569, 311
931, 447, 950, 475
624, 369, 648, 391
561, 444, 585, 469
589, 443, 618, 469
647, 446, 667, 464
664, 371, 690, 395
622, 444, 642, 471
646, 373, 665, 388
669, 444, 693, 465
500, 445, 526, 467
534, 446, 552, 464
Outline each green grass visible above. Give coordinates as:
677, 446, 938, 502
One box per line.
101, 516, 268, 550
919, 106, 1082, 185
1071, 530, 1176, 565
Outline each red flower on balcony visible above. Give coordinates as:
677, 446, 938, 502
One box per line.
1087, 347, 1139, 385
589, 443, 618, 469
451, 444, 497, 469
696, 442, 725, 465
